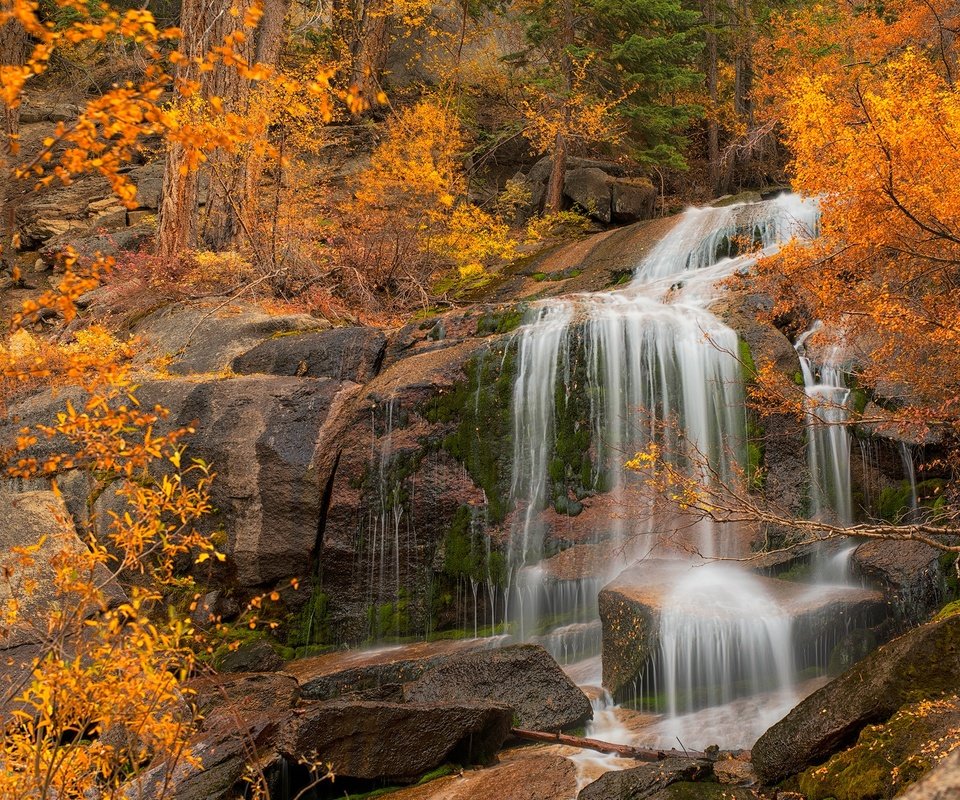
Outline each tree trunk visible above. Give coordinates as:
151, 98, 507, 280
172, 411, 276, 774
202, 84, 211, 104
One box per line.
544, 0, 575, 215
157, 0, 214, 262
0, 18, 30, 271
704, 0, 720, 195
544, 132, 568, 214
510, 728, 707, 761
350, 0, 390, 109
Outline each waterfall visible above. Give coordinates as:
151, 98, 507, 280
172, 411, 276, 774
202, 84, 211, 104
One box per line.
505, 194, 822, 734
795, 324, 854, 524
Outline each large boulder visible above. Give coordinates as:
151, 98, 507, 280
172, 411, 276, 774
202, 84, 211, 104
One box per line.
564, 168, 615, 223
231, 327, 386, 383
752, 613, 960, 784
122, 671, 301, 800
277, 700, 513, 782
404, 643, 592, 731
577, 758, 713, 800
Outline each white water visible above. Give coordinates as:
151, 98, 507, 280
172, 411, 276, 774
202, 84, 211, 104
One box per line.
505, 194, 823, 748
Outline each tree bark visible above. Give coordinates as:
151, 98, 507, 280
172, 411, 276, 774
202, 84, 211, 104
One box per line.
703, 0, 720, 195
350, 0, 390, 109
0, 17, 30, 271
510, 728, 707, 761
544, 0, 575, 215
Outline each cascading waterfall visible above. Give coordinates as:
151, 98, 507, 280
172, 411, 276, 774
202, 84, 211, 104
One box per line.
506, 194, 822, 732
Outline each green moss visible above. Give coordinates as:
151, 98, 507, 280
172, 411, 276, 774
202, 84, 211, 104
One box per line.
475, 306, 526, 336
738, 338, 757, 382
417, 765, 456, 784
934, 598, 960, 621
610, 270, 633, 286
531, 272, 548, 282
877, 479, 945, 523
367, 591, 412, 640
285, 582, 331, 651
443, 505, 504, 586
797, 697, 960, 800
794, 371, 806, 386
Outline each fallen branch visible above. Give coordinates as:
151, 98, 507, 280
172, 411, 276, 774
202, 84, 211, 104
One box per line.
509, 728, 707, 761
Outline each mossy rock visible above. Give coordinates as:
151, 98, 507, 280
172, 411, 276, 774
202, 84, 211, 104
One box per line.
798, 696, 960, 800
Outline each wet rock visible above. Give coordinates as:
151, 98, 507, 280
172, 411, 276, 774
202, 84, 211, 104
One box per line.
577, 757, 713, 800
190, 671, 300, 724
404, 643, 592, 731
214, 639, 284, 673
0, 489, 124, 649
287, 638, 505, 700
128, 376, 359, 588
752, 614, 960, 784
852, 540, 944, 621
133, 302, 331, 375
277, 700, 513, 782
231, 326, 386, 383
712, 755, 756, 785
382, 751, 578, 800
645, 785, 756, 800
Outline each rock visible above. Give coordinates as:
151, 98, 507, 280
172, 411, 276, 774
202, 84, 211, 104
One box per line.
189, 671, 301, 725
39, 223, 154, 266
599, 560, 886, 698
381, 751, 578, 800
712, 756, 756, 785
564, 168, 614, 223
123, 672, 300, 800
577, 757, 713, 800
404, 643, 592, 731
796, 695, 960, 800
231, 327, 386, 383
645, 785, 756, 800
277, 700, 513, 782
127, 376, 360, 588
852, 539, 943, 621
0, 489, 125, 649
287, 638, 506, 700
128, 161, 165, 210
898, 749, 960, 800
752, 613, 960, 784
214, 638, 284, 673
612, 179, 657, 223
133, 302, 331, 375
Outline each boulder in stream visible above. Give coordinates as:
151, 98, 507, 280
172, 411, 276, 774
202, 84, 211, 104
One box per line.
403, 643, 593, 731
577, 757, 713, 800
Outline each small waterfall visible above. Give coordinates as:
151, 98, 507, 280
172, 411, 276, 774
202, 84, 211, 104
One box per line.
899, 442, 920, 520
657, 566, 795, 719
795, 324, 854, 524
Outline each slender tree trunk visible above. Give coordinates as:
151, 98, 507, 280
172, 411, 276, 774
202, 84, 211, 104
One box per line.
544, 0, 574, 215
157, 0, 212, 263
703, 0, 720, 195
725, 0, 753, 190
0, 18, 30, 271
351, 0, 390, 109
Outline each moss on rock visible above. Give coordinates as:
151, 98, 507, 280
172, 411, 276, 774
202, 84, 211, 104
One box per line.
798, 696, 960, 800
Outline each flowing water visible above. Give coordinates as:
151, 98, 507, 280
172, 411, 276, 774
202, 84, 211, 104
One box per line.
504, 194, 849, 757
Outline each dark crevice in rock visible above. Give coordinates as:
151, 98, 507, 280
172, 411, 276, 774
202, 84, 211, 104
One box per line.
314, 448, 341, 568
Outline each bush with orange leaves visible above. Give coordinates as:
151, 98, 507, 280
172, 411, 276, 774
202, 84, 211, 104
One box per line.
333, 99, 516, 312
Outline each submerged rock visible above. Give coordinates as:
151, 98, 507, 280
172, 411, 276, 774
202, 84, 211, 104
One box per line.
752, 613, 960, 784
577, 757, 713, 800
404, 643, 593, 731
277, 700, 512, 782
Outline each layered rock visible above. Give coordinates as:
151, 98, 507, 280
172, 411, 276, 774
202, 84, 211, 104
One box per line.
752, 613, 960, 784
